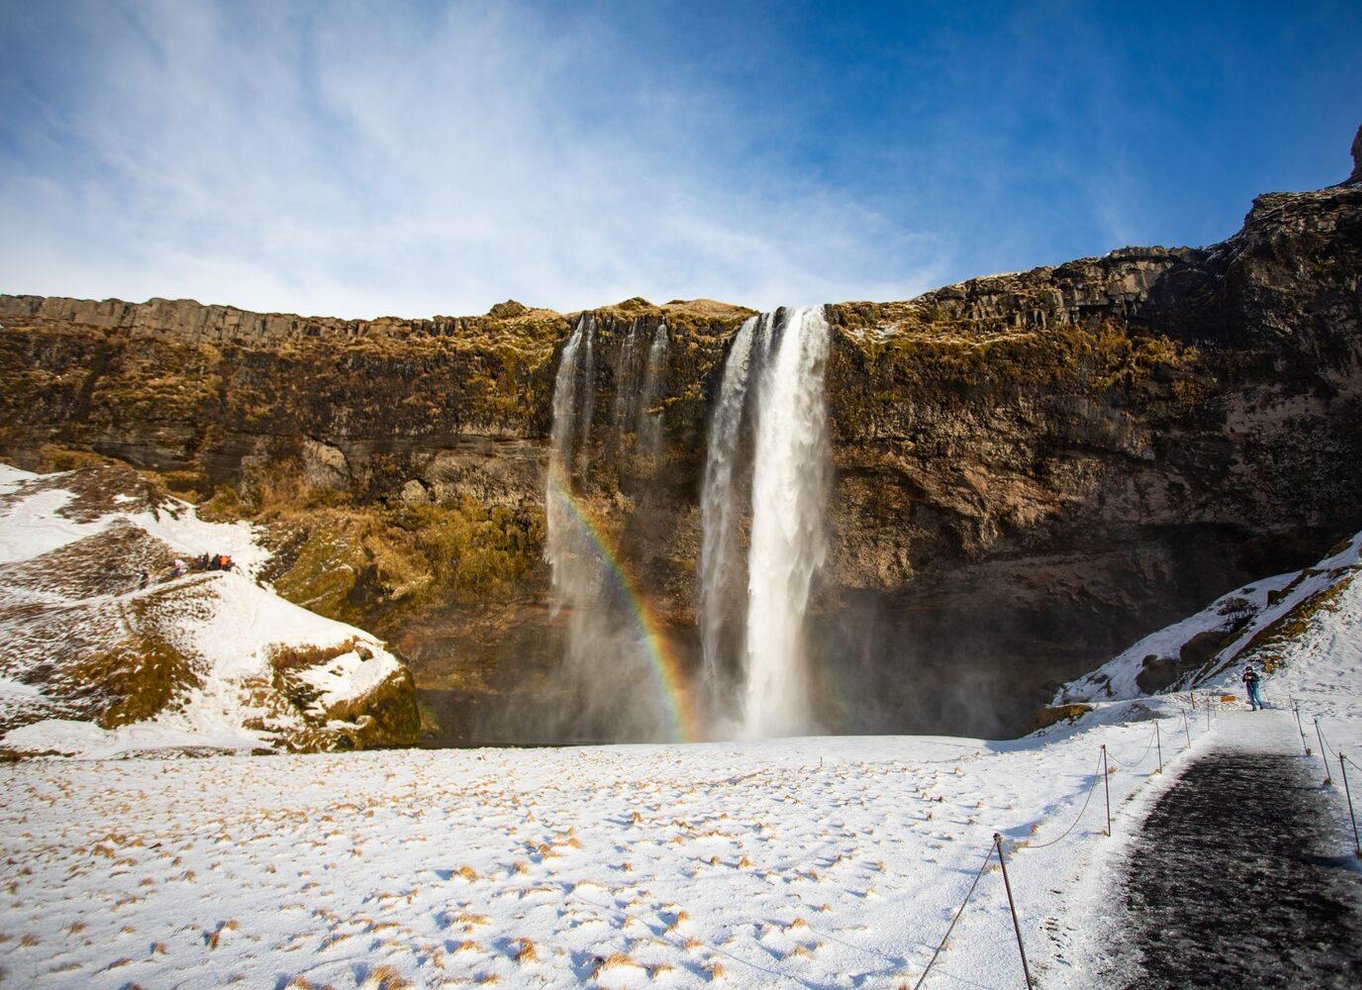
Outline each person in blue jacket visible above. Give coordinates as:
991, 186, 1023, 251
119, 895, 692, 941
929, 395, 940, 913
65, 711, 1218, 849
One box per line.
1242, 664, 1266, 710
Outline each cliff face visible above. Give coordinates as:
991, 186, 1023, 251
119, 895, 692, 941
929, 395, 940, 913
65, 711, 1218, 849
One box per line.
2, 178, 1360, 741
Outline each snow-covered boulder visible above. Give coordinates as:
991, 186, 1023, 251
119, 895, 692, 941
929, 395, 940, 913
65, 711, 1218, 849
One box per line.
0, 462, 420, 756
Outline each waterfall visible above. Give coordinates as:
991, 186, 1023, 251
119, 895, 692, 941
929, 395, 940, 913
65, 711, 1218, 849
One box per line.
613, 320, 640, 430
546, 315, 598, 613
542, 313, 672, 742
698, 306, 829, 738
743, 306, 829, 737
637, 324, 669, 461
544, 306, 827, 742
576, 322, 597, 474
698, 314, 765, 703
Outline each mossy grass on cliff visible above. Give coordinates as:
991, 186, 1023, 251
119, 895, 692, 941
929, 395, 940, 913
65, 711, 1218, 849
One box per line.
198, 457, 545, 635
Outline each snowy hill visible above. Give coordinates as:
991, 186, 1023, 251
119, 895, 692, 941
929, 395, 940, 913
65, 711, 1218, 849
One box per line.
1057, 530, 1362, 710
0, 462, 419, 756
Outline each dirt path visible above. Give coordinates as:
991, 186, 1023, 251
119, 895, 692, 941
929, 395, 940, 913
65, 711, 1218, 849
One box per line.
1108, 745, 1362, 988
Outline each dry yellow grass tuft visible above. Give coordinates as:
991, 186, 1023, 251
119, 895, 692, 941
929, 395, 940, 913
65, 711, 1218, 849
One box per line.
358, 965, 410, 990
590, 951, 638, 977
513, 939, 538, 965
205, 919, 238, 949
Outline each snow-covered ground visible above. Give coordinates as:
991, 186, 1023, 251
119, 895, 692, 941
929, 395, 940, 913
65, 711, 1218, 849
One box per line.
3, 675, 1357, 989
3, 488, 1360, 988
0, 722, 1185, 989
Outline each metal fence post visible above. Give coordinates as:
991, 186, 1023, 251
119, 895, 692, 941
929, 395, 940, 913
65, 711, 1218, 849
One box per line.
1293, 699, 1310, 756
1315, 719, 1333, 786
1155, 722, 1163, 774
1340, 756, 1361, 859
994, 833, 1034, 990
1102, 745, 1111, 837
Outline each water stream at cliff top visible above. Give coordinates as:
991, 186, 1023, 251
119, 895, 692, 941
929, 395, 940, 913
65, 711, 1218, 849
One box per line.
637, 325, 669, 462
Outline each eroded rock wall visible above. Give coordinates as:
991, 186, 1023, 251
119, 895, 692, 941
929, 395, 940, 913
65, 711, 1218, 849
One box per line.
2, 181, 1360, 741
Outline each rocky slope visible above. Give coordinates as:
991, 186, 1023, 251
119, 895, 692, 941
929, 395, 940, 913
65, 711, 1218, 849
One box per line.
2, 143, 1360, 742
0, 461, 420, 755
1055, 527, 1362, 709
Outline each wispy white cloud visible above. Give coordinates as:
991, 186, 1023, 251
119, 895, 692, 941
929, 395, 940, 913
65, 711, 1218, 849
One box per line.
0, 0, 943, 318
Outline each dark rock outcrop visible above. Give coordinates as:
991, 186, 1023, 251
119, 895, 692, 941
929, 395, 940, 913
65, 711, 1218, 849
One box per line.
1350, 123, 1362, 185
3, 161, 1361, 742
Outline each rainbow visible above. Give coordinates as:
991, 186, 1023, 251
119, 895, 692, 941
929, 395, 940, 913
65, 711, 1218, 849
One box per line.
548, 474, 702, 743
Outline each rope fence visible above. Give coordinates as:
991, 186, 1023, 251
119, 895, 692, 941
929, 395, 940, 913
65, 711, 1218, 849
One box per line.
1022, 750, 1105, 850
908, 708, 1206, 989
1103, 724, 1159, 769
906, 701, 1357, 989
1340, 752, 1362, 859
911, 846, 997, 990
565, 695, 1292, 990
1309, 716, 1361, 858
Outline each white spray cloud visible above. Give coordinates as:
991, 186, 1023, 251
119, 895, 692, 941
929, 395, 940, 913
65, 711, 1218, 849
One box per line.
0, 0, 943, 318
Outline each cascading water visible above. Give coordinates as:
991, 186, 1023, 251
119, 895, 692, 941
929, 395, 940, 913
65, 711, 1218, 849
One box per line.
698, 306, 830, 738
698, 314, 765, 705
743, 307, 830, 736
546, 315, 598, 612
542, 306, 825, 743
542, 314, 673, 742
636, 324, 669, 462
612, 319, 641, 430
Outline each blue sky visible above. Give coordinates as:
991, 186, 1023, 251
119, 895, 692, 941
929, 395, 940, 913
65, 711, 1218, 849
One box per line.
1, 0, 1358, 318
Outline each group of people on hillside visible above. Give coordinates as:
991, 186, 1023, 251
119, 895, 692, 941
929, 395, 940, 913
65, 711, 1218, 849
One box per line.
133, 553, 237, 593
202, 552, 237, 573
